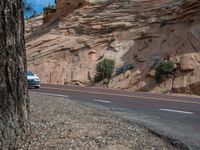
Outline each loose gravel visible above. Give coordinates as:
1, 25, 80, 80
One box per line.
18, 93, 178, 150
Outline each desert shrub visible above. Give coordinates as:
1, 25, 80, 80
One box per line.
116, 63, 134, 75
151, 57, 161, 69
94, 58, 115, 82
103, 79, 110, 88
103, 79, 110, 85
155, 61, 174, 82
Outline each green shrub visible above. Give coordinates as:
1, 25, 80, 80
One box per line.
103, 79, 110, 88
116, 63, 134, 75
155, 61, 174, 82
103, 79, 110, 85
151, 57, 161, 69
94, 58, 115, 82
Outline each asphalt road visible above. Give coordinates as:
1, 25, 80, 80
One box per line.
30, 84, 200, 150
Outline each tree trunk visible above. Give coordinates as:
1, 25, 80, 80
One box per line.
0, 0, 29, 149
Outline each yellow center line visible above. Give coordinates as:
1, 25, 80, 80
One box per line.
40, 86, 200, 105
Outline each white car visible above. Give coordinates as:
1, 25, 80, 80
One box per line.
26, 71, 40, 89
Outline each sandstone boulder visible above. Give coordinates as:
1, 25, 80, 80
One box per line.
147, 70, 156, 77
180, 54, 195, 71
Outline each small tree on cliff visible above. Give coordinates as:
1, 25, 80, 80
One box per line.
0, 0, 29, 149
95, 58, 115, 82
155, 61, 174, 82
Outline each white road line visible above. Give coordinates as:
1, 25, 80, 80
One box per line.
45, 93, 69, 98
30, 92, 69, 98
94, 99, 112, 104
159, 108, 194, 114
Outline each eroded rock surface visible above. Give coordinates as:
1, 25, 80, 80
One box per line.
26, 0, 200, 95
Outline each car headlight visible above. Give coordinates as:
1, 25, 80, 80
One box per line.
34, 78, 40, 81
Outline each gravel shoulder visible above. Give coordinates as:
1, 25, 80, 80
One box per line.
18, 93, 179, 150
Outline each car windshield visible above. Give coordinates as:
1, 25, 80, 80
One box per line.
27, 71, 34, 76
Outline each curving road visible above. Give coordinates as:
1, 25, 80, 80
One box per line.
30, 84, 200, 149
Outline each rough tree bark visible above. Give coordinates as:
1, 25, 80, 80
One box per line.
0, 0, 29, 149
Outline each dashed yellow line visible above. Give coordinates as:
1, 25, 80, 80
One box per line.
40, 86, 200, 105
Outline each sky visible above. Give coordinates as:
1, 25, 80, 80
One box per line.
25, 0, 55, 18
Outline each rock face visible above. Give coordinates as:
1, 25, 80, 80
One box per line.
25, 15, 43, 34
43, 8, 57, 23
43, 0, 110, 23
56, 0, 85, 12
43, 0, 86, 24
180, 55, 195, 71
26, 0, 200, 95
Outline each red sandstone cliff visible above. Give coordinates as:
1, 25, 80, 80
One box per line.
26, 0, 200, 95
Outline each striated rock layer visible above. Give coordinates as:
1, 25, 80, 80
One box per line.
26, 0, 200, 95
